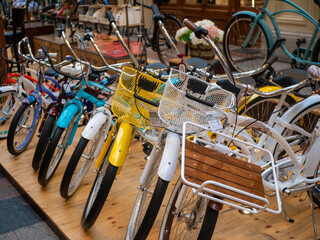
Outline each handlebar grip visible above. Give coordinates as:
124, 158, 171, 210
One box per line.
266, 55, 278, 66
151, 4, 165, 22
183, 18, 208, 39
133, 93, 160, 107
151, 4, 160, 15
106, 10, 115, 24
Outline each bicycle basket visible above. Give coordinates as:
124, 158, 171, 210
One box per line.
181, 122, 281, 214
158, 69, 234, 133
111, 67, 165, 129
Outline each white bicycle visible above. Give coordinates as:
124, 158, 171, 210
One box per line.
126, 18, 320, 240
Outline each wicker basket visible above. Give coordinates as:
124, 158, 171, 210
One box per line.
190, 43, 215, 61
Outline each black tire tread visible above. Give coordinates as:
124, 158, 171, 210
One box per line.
60, 137, 89, 199
38, 127, 64, 186
134, 177, 169, 240
32, 114, 56, 170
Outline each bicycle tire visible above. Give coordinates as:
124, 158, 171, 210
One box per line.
25, 0, 41, 22
126, 142, 164, 239
38, 123, 73, 186
239, 95, 296, 122
81, 162, 117, 230
0, 90, 22, 139
311, 36, 320, 63
223, 14, 270, 72
7, 102, 40, 155
133, 177, 169, 240
159, 178, 209, 240
81, 137, 116, 230
32, 114, 56, 170
155, 14, 184, 66
197, 205, 219, 240
60, 136, 93, 199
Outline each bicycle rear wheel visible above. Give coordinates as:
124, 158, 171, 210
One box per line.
7, 101, 40, 155
223, 14, 270, 72
155, 14, 184, 66
239, 95, 296, 122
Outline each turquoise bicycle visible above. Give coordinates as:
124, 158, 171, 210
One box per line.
223, 0, 320, 72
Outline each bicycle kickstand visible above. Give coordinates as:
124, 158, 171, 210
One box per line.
308, 189, 320, 240
280, 197, 294, 223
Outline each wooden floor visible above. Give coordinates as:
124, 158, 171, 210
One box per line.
0, 129, 319, 240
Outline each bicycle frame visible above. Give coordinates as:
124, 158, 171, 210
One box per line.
240, 0, 320, 65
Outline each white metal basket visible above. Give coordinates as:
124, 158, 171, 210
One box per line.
158, 69, 235, 133
181, 121, 281, 214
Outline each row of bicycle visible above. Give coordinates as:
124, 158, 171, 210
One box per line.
3, 6, 320, 239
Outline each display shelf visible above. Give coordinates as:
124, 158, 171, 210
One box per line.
0, 129, 319, 239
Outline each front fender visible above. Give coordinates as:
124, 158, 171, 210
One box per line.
56, 103, 81, 129
109, 122, 133, 167
81, 110, 110, 140
233, 11, 274, 50
157, 132, 181, 182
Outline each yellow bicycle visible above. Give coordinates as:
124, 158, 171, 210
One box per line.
80, 66, 165, 230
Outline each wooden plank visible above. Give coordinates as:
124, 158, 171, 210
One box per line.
186, 140, 262, 173
185, 157, 264, 192
186, 141, 262, 177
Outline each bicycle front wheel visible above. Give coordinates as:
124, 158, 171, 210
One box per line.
223, 14, 270, 72
126, 140, 166, 240
0, 90, 23, 139
38, 123, 74, 186
155, 14, 184, 66
7, 101, 40, 155
81, 137, 117, 230
159, 178, 216, 240
60, 135, 98, 199
32, 114, 56, 170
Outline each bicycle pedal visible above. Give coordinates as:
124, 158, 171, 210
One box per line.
142, 142, 153, 156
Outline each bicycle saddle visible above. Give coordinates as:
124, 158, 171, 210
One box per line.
272, 68, 308, 88
186, 57, 208, 69
216, 76, 255, 96
45, 68, 56, 77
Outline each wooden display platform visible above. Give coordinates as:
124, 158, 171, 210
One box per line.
0, 132, 319, 239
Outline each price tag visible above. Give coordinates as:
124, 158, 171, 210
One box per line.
149, 110, 166, 128
63, 83, 72, 95
178, 63, 186, 82
206, 111, 223, 131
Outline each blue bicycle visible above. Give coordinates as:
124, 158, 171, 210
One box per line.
223, 0, 320, 72
37, 46, 115, 187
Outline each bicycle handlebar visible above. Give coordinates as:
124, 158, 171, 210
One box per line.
183, 18, 309, 97
106, 10, 115, 24
18, 37, 71, 72
41, 45, 83, 80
